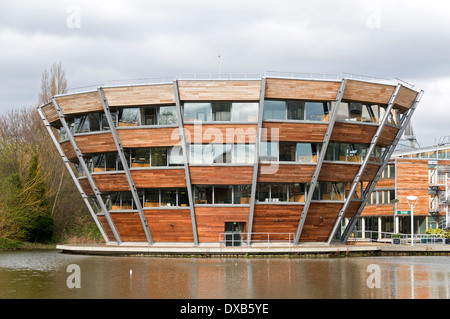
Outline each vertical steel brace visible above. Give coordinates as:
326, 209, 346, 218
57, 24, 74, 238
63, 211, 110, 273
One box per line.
97, 87, 153, 244
294, 79, 348, 244
173, 80, 199, 246
37, 106, 109, 243
247, 77, 267, 245
341, 89, 424, 242
51, 97, 122, 243
327, 83, 403, 243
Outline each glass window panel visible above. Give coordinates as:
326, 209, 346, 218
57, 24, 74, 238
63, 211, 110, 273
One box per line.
325, 143, 336, 161
231, 103, 258, 122
289, 183, 305, 202
305, 102, 329, 121
336, 102, 349, 121
118, 108, 140, 126
74, 115, 89, 133
233, 185, 251, 204
110, 193, 121, 210
101, 111, 116, 131
142, 106, 157, 125
389, 164, 395, 178
88, 113, 100, 132
212, 144, 232, 163
144, 189, 159, 207
214, 185, 232, 204
194, 185, 212, 204
233, 144, 255, 164
178, 188, 189, 207
297, 143, 317, 162
161, 188, 177, 207
363, 105, 377, 123
131, 148, 151, 168
263, 100, 286, 120
349, 103, 363, 121
183, 103, 211, 122
259, 141, 279, 161
257, 183, 270, 202
168, 146, 184, 166
212, 102, 231, 121
121, 192, 133, 209
279, 142, 296, 161
151, 148, 168, 166
158, 106, 177, 125
105, 152, 117, 171
287, 100, 304, 120
118, 150, 130, 171
92, 154, 105, 172
271, 184, 288, 202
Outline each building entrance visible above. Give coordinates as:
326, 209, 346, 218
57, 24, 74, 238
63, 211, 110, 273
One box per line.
224, 222, 245, 247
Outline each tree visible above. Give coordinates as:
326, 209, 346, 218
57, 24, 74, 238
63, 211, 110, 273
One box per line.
39, 61, 68, 105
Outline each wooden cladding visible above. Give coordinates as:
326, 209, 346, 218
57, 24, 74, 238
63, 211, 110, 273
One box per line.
41, 102, 59, 124
131, 169, 187, 188
75, 133, 117, 155
145, 209, 194, 242
396, 86, 418, 110
252, 205, 302, 241
342, 80, 395, 105
265, 78, 340, 101
118, 127, 180, 148
262, 122, 327, 142
178, 80, 261, 101
55, 91, 103, 115
111, 212, 148, 242
103, 84, 175, 107
195, 206, 249, 242
299, 203, 341, 242
190, 166, 253, 185
258, 164, 315, 183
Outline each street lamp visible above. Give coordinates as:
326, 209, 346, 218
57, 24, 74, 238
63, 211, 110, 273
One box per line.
406, 195, 418, 246
391, 199, 399, 234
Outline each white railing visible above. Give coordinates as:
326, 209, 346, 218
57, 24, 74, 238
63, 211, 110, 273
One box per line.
348, 230, 450, 245
64, 71, 410, 96
219, 232, 295, 248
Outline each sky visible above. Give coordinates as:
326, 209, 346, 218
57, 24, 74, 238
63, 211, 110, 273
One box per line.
0, 0, 449, 146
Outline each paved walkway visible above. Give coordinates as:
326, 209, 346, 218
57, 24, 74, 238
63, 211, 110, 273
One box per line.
56, 242, 450, 256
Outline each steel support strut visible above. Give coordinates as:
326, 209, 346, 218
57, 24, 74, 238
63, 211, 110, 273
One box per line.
173, 80, 199, 246
51, 97, 122, 243
294, 79, 348, 245
37, 106, 109, 243
341, 89, 424, 243
98, 88, 153, 244
247, 77, 267, 245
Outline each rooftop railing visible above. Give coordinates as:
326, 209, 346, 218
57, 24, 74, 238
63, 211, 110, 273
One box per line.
64, 71, 415, 96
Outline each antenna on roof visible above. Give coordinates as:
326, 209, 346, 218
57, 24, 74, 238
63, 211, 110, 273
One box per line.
218, 53, 221, 75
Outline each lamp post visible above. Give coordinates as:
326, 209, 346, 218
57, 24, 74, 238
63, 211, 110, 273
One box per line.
406, 195, 418, 246
391, 198, 399, 234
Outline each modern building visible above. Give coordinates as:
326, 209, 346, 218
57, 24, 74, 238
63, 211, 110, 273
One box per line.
37, 73, 422, 246
356, 140, 450, 238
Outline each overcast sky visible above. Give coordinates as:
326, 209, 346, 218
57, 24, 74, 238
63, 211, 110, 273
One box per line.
1, 0, 449, 146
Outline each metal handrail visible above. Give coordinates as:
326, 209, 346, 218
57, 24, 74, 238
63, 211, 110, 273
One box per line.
219, 232, 295, 247
348, 230, 450, 244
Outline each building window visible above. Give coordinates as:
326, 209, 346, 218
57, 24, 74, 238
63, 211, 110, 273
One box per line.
263, 100, 330, 121
189, 144, 255, 164
131, 148, 151, 167
183, 102, 259, 122
313, 182, 345, 201
118, 108, 140, 127
336, 102, 400, 125
143, 188, 189, 208
256, 183, 306, 203
88, 152, 121, 172
259, 142, 319, 163
193, 185, 252, 205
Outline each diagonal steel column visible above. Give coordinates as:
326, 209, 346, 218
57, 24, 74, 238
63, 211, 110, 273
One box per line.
173, 80, 199, 246
294, 79, 348, 245
51, 97, 122, 243
37, 106, 109, 243
327, 83, 403, 243
97, 87, 153, 244
341, 89, 424, 243
246, 77, 266, 245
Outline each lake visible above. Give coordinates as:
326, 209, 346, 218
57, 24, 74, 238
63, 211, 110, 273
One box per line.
1, 250, 450, 299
